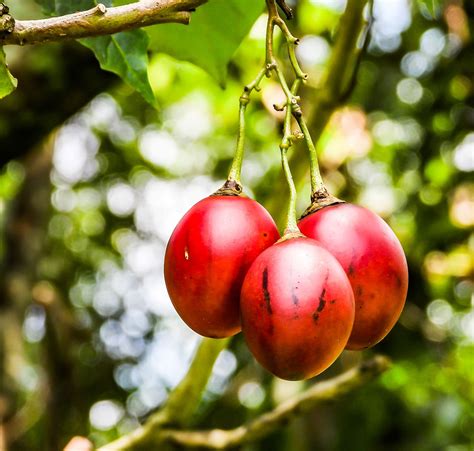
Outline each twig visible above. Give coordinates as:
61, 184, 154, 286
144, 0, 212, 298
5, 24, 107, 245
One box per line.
264, 0, 370, 220
264, 0, 326, 195
108, 355, 389, 449
0, 0, 208, 46
224, 66, 267, 189
279, 79, 303, 235
99, 337, 230, 450
276, 0, 293, 20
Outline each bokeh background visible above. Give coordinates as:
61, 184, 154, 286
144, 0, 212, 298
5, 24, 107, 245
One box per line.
0, 0, 473, 450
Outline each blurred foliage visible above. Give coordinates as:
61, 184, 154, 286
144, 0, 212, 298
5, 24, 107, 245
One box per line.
147, 0, 264, 85
0, 0, 473, 450
0, 49, 17, 99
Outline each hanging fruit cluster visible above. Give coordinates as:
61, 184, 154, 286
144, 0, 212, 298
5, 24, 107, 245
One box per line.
164, 0, 408, 380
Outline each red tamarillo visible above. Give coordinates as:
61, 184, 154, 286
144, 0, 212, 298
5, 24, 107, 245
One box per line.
240, 236, 355, 380
299, 203, 408, 350
165, 193, 279, 338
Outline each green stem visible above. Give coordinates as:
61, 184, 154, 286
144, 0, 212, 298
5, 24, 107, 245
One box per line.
274, 18, 307, 81
263, 0, 370, 221
280, 145, 298, 235
279, 81, 301, 236
287, 43, 307, 81
227, 67, 267, 185
227, 102, 247, 184
265, 0, 278, 65
265, 0, 325, 198
273, 64, 295, 101
294, 113, 325, 194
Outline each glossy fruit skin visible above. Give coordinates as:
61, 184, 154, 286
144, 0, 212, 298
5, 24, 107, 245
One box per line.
240, 237, 355, 380
164, 195, 279, 338
298, 203, 408, 350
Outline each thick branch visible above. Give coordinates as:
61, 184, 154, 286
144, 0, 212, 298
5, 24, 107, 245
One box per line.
161, 356, 390, 448
0, 142, 55, 448
312, 0, 370, 109
99, 338, 230, 450
0, 0, 208, 46
101, 355, 389, 450
160, 337, 230, 427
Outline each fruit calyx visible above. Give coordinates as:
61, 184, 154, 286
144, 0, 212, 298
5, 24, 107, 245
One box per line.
300, 187, 345, 219
277, 231, 305, 244
212, 179, 245, 197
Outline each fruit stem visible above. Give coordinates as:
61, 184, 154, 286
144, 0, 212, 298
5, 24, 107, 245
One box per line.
227, 67, 267, 186
265, 0, 277, 66
227, 102, 247, 185
280, 81, 301, 235
274, 15, 307, 83
280, 145, 299, 235
228, 0, 328, 201
265, 0, 326, 198
293, 112, 326, 194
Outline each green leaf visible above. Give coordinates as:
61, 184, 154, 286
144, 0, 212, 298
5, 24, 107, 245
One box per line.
147, 0, 264, 86
34, 0, 155, 106
80, 30, 156, 107
0, 48, 18, 99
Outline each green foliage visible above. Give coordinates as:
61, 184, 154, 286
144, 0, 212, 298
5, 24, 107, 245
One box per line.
34, 0, 156, 106
30, 0, 265, 102
80, 30, 155, 107
297, 2, 343, 35
0, 48, 17, 99
147, 0, 264, 85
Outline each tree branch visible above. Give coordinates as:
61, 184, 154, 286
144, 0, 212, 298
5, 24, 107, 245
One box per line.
99, 337, 230, 450
310, 0, 370, 111
0, 0, 208, 46
160, 337, 231, 427
103, 355, 390, 450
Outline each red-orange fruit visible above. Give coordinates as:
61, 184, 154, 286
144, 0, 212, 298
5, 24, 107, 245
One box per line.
299, 203, 408, 350
240, 236, 355, 380
164, 195, 279, 338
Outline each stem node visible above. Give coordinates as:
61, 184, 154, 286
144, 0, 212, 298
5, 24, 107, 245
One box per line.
95, 3, 107, 15
0, 14, 14, 33
239, 94, 250, 105
291, 104, 302, 118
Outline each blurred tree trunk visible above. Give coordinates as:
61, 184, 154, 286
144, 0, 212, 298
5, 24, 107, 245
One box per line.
0, 138, 54, 449
0, 139, 93, 451
0, 42, 116, 449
